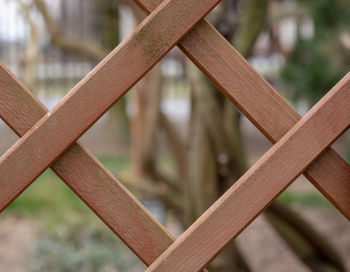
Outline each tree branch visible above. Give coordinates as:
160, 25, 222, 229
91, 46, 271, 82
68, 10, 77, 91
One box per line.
122, 177, 184, 214
234, 0, 268, 58
159, 111, 188, 187
33, 0, 108, 61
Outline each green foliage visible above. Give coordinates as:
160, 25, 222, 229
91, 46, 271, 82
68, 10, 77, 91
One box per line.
300, 0, 350, 40
4, 155, 143, 272
5, 156, 131, 224
281, 0, 350, 106
281, 39, 343, 105
5, 169, 88, 225
29, 219, 143, 272
279, 190, 332, 208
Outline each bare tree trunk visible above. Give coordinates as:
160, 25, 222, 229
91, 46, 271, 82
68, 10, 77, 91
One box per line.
234, 0, 268, 57
232, 1, 345, 271
186, 61, 252, 272
34, 0, 130, 144
131, 64, 181, 193
19, 0, 39, 90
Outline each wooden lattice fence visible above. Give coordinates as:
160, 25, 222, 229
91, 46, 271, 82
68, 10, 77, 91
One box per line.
0, 0, 349, 271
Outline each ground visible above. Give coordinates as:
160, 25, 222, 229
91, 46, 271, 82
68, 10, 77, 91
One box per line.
0, 217, 35, 272
0, 200, 349, 271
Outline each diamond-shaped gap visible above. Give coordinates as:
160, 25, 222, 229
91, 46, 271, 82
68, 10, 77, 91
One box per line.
154, 50, 323, 269
164, 45, 350, 269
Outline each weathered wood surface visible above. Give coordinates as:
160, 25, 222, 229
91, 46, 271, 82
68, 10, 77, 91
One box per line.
145, 74, 350, 272
134, 0, 350, 220
0, 0, 220, 212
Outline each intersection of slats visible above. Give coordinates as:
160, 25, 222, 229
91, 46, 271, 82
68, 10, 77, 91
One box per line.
135, 0, 350, 219
0, 0, 220, 211
0, 63, 176, 266
145, 74, 350, 271
0, 0, 220, 267
0, 0, 349, 271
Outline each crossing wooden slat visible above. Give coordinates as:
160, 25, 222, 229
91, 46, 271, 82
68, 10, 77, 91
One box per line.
134, 0, 350, 219
145, 75, 350, 272
0, 63, 175, 266
0, 0, 220, 211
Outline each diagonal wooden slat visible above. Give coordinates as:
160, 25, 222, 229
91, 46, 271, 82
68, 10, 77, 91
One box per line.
145, 73, 350, 272
0, 63, 176, 266
134, 0, 350, 219
0, 0, 220, 211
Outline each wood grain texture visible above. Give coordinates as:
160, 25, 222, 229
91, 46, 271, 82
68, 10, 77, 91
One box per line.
0, 63, 174, 265
0, 0, 220, 211
145, 73, 350, 272
134, 0, 350, 219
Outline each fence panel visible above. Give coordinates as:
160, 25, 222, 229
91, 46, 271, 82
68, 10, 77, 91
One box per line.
0, 0, 348, 271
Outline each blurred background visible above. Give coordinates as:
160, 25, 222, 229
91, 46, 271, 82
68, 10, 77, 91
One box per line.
0, 0, 349, 271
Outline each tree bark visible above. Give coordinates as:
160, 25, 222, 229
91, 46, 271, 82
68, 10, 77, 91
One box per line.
19, 0, 39, 91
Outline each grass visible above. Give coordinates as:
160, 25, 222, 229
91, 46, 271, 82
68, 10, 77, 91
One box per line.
279, 190, 333, 208
4, 155, 331, 221
3, 155, 144, 272
6, 156, 330, 221
4, 156, 132, 227
5, 169, 88, 227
